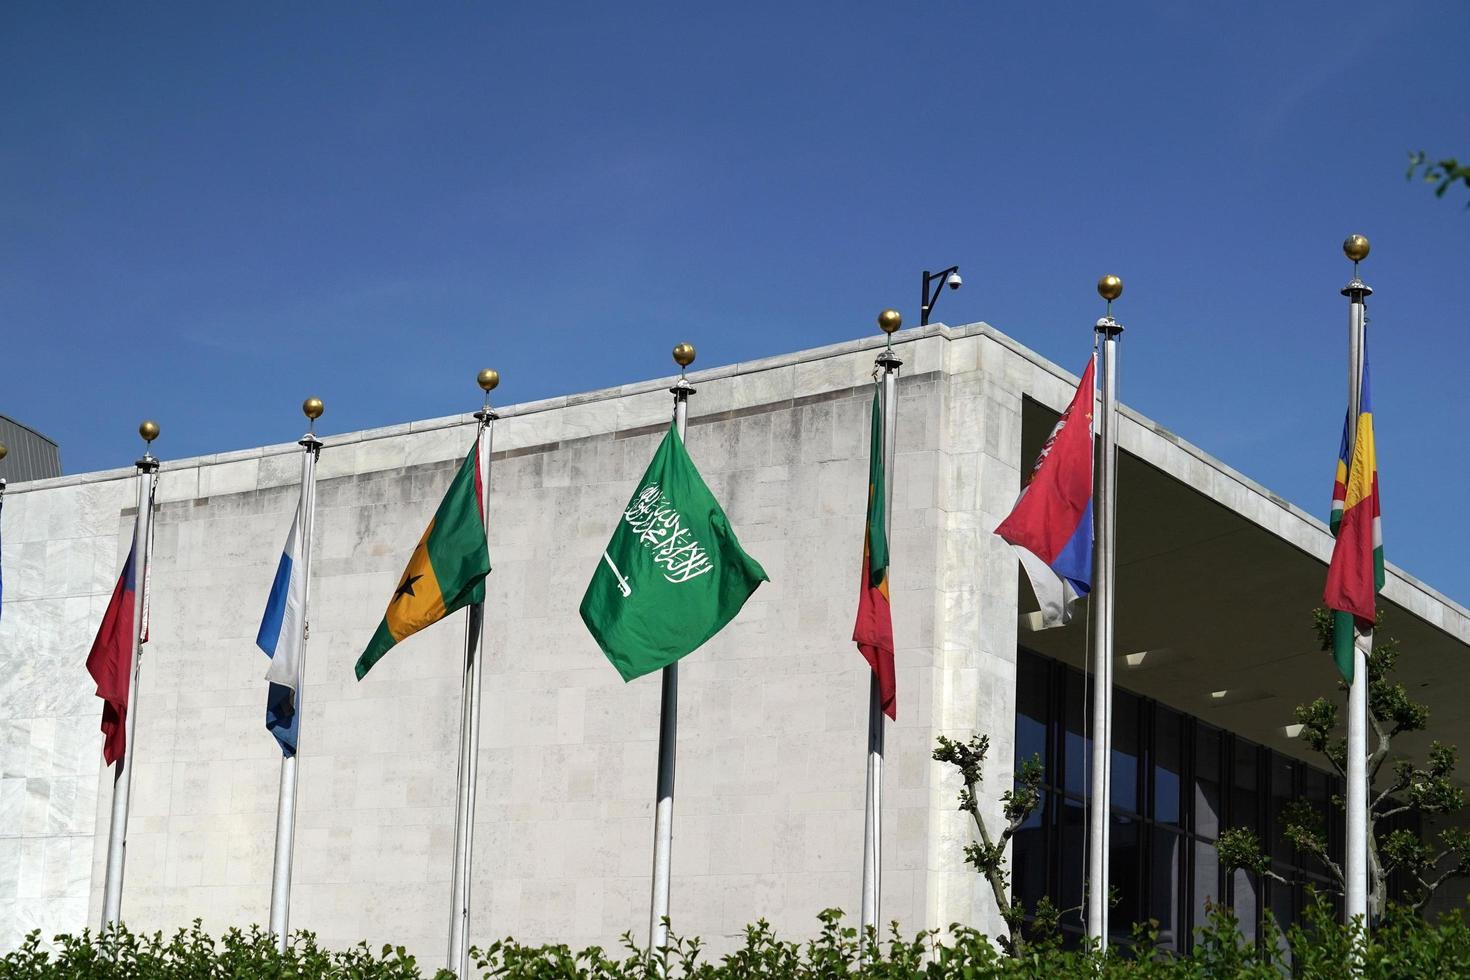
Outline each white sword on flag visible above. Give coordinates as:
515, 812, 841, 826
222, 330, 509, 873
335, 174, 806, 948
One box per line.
1086, 276, 1123, 945
101, 420, 161, 928
268, 398, 324, 951
447, 369, 500, 977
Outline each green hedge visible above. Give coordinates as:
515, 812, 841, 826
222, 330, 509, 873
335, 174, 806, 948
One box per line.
5, 903, 1470, 978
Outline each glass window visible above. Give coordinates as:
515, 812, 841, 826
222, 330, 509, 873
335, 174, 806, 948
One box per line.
1232, 741, 1260, 833
1271, 758, 1296, 863
1013, 795, 1049, 911
1063, 670, 1090, 797
1149, 829, 1183, 951
1057, 796, 1086, 931
1012, 649, 1350, 955
1195, 726, 1222, 839
1153, 707, 1182, 826
1113, 690, 1141, 814
1232, 869, 1258, 942
1109, 815, 1141, 939
1192, 838, 1220, 935
1015, 653, 1050, 774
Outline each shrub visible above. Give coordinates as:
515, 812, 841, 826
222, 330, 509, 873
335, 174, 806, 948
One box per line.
4, 902, 1470, 978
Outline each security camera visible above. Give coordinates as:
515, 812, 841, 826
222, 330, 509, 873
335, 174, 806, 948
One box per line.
946, 271, 963, 290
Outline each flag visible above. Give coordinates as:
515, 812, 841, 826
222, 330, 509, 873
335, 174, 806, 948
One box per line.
355, 437, 491, 679
257, 505, 306, 755
86, 535, 145, 765
1324, 355, 1384, 681
994, 357, 1096, 628
853, 389, 896, 719
580, 423, 768, 681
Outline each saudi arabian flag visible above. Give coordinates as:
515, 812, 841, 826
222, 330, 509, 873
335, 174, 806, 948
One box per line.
355, 439, 490, 679
581, 423, 768, 681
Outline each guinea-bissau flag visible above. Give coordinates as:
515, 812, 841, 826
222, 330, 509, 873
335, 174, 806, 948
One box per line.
852, 388, 896, 719
355, 437, 490, 679
1324, 353, 1384, 682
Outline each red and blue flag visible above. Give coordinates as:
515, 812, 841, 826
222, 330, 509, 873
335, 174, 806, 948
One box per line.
994, 358, 1095, 628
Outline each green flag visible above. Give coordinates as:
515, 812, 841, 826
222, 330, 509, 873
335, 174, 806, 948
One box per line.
580, 423, 768, 681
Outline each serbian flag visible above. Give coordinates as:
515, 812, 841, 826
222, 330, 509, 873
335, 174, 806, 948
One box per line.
994, 358, 1095, 628
1324, 353, 1384, 681
86, 534, 146, 765
853, 388, 896, 719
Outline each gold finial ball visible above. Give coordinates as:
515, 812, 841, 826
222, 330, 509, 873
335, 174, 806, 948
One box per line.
302, 397, 325, 421
672, 343, 696, 368
877, 308, 903, 335
477, 368, 500, 392
1343, 234, 1371, 262
0, 442, 7, 462
1097, 275, 1123, 302
138, 420, 160, 444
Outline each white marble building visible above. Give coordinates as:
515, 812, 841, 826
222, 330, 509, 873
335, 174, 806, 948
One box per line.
3, 323, 1468, 959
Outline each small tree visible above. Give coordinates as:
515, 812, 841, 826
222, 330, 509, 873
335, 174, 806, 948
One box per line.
932, 733, 1055, 955
1220, 610, 1470, 921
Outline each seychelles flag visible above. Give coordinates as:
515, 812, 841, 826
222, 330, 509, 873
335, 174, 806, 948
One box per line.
257, 506, 307, 756
994, 358, 1095, 628
1324, 354, 1384, 681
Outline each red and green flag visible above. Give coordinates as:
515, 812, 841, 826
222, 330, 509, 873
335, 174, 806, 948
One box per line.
853, 388, 895, 719
355, 438, 490, 679
1324, 354, 1384, 682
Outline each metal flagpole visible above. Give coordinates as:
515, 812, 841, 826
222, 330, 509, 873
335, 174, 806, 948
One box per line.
650, 342, 696, 954
101, 420, 161, 929
1087, 277, 1124, 945
861, 310, 902, 946
448, 369, 499, 977
269, 398, 324, 952
1342, 235, 1372, 926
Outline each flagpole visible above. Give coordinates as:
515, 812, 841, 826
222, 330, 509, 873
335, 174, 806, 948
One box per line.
269, 399, 324, 952
1087, 277, 1123, 945
859, 310, 902, 946
1342, 235, 1372, 926
448, 369, 499, 977
649, 342, 696, 955
101, 420, 160, 929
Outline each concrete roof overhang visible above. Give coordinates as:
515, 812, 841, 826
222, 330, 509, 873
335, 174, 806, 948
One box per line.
1014, 394, 1470, 782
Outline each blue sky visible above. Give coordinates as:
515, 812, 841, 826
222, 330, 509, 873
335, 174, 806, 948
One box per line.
2, 2, 1465, 599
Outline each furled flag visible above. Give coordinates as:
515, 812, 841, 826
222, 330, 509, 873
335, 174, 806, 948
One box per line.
257, 506, 306, 755
853, 389, 896, 719
355, 439, 491, 679
86, 523, 150, 765
993, 357, 1096, 628
581, 423, 768, 681
1324, 353, 1384, 681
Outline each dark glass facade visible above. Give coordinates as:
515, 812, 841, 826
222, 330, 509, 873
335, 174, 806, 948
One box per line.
1012, 648, 1350, 950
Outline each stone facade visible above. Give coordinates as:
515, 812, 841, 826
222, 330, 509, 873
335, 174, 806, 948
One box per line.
2, 322, 1467, 959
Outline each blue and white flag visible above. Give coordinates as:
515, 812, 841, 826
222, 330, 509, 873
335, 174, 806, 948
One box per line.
257, 507, 306, 756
